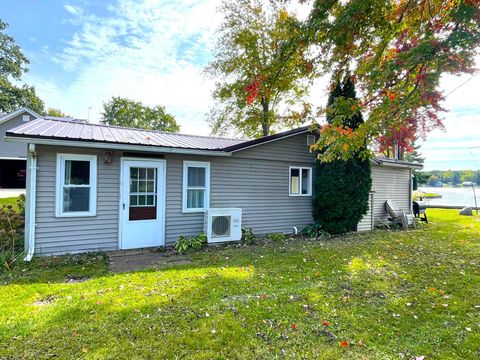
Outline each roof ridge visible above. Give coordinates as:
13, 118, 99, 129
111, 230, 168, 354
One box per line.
38, 118, 246, 142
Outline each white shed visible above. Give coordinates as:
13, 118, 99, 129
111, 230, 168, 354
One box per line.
357, 157, 422, 231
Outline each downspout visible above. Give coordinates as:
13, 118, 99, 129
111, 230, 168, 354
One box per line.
24, 144, 37, 261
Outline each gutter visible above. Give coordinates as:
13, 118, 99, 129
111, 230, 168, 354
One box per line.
24, 144, 37, 261
5, 136, 233, 157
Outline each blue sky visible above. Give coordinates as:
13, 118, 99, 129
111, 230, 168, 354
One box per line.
2, 0, 480, 170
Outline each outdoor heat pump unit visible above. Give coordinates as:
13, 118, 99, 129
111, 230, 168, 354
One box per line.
204, 208, 242, 243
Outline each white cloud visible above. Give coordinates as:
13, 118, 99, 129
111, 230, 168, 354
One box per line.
27, 0, 223, 135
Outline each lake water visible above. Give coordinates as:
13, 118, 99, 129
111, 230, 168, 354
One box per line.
418, 186, 480, 207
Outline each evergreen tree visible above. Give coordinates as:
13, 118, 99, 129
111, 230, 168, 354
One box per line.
452, 172, 461, 185
312, 77, 372, 234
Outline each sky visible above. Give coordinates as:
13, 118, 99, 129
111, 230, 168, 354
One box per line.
2, 0, 480, 171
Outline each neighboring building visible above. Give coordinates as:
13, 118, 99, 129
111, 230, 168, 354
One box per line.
0, 108, 86, 189
0, 108, 41, 188
5, 119, 421, 259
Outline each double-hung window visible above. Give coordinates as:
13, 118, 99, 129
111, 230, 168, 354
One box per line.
289, 166, 312, 196
56, 154, 97, 217
183, 161, 210, 212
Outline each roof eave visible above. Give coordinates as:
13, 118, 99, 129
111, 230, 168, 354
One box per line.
224, 125, 316, 152
372, 157, 423, 169
4, 135, 232, 157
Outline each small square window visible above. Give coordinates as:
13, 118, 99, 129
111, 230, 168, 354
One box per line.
183, 161, 210, 212
56, 154, 97, 217
289, 167, 312, 196
22, 115, 30, 122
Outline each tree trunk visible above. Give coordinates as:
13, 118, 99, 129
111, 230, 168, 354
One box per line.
261, 98, 270, 136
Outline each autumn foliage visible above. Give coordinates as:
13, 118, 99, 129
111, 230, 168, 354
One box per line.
306, 0, 480, 160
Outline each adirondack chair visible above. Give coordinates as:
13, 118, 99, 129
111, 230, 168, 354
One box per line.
385, 200, 416, 230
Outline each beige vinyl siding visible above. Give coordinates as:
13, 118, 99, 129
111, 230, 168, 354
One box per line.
371, 165, 412, 225
232, 133, 315, 163
0, 113, 32, 158
31, 133, 316, 255
357, 192, 374, 232
34, 145, 120, 256
163, 133, 316, 244
164, 152, 315, 244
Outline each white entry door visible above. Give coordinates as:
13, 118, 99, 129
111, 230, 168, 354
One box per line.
120, 159, 165, 249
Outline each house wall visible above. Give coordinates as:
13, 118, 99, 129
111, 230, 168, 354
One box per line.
32, 133, 316, 255
34, 145, 121, 256
371, 164, 412, 224
356, 164, 412, 231
0, 112, 35, 158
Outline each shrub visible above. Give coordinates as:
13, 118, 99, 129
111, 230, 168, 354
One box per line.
17, 194, 26, 217
241, 228, 256, 245
174, 233, 207, 254
0, 203, 25, 271
301, 224, 331, 239
312, 77, 372, 234
266, 233, 286, 242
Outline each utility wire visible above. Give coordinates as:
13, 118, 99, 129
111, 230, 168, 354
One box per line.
445, 72, 479, 97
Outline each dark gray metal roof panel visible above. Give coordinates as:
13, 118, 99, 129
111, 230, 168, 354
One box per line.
6, 119, 245, 151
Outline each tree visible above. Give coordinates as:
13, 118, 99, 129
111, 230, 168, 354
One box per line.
312, 77, 372, 234
302, 0, 480, 161
205, 0, 312, 138
475, 171, 480, 186
452, 171, 461, 185
46, 108, 67, 117
101, 97, 180, 132
0, 20, 45, 114
460, 170, 475, 183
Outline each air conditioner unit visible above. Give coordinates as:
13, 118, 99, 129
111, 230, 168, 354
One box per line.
204, 208, 242, 243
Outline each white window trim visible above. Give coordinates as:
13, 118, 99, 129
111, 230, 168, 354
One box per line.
182, 160, 210, 213
56, 153, 97, 217
289, 166, 312, 197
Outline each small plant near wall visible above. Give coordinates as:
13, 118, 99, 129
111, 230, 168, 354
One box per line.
174, 233, 207, 254
0, 199, 25, 271
266, 233, 286, 242
241, 228, 256, 245
300, 224, 331, 240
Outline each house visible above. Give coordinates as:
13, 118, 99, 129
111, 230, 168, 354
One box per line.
5, 118, 421, 259
0, 108, 42, 188
0, 108, 86, 189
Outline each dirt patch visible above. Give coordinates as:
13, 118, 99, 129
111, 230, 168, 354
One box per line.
108, 251, 190, 273
65, 275, 90, 283
33, 295, 55, 306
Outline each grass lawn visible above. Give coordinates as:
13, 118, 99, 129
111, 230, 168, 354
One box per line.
1, 209, 479, 359
0, 197, 20, 211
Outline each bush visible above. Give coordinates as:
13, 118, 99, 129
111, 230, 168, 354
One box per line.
174, 233, 207, 254
312, 77, 372, 234
17, 194, 26, 217
0, 203, 25, 271
301, 224, 331, 239
266, 233, 286, 242
241, 228, 256, 245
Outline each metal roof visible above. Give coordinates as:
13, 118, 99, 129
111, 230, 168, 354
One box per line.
6, 118, 245, 151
